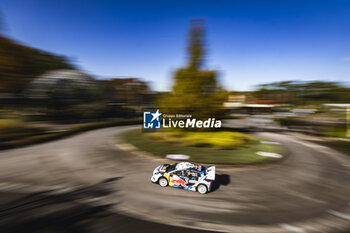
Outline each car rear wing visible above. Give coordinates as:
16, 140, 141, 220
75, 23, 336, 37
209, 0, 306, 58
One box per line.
206, 166, 215, 180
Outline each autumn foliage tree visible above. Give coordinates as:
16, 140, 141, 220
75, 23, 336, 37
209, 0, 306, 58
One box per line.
159, 19, 227, 119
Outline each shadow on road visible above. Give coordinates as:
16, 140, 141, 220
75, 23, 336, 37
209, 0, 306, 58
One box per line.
0, 177, 214, 233
211, 174, 230, 192
0, 177, 122, 233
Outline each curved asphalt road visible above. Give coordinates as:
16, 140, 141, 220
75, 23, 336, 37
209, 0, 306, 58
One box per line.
0, 125, 349, 233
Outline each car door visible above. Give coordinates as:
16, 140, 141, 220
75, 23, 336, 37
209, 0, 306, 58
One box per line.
187, 169, 200, 184
169, 170, 189, 188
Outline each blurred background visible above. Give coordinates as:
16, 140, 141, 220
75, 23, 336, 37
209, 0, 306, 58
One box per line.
0, 0, 349, 147
0, 0, 349, 233
0, 0, 349, 148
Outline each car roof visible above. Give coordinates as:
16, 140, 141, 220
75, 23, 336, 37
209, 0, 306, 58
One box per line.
175, 162, 194, 170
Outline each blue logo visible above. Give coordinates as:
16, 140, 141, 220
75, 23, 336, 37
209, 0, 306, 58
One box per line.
143, 109, 162, 129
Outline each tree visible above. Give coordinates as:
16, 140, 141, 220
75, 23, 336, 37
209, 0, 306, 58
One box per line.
0, 36, 74, 93
159, 19, 226, 119
254, 81, 350, 105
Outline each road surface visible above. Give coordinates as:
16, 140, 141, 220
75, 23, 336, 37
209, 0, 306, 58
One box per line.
0, 126, 349, 233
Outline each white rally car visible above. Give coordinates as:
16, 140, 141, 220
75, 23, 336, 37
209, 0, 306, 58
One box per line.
151, 162, 215, 194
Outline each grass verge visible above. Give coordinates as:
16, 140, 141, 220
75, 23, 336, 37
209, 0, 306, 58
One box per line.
121, 129, 284, 165
147, 130, 254, 149
0, 119, 140, 150
309, 138, 350, 156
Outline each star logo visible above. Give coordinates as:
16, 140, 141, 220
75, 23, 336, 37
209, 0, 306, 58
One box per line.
143, 109, 162, 129
150, 109, 162, 122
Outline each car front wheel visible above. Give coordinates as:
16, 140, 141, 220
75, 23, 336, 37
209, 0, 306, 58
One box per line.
158, 177, 168, 187
197, 184, 208, 194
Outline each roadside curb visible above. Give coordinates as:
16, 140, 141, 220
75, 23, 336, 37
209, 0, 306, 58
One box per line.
115, 136, 173, 164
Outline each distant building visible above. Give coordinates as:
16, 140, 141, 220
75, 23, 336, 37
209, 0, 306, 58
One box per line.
26, 69, 97, 102
224, 94, 246, 108
224, 93, 286, 114
102, 78, 154, 112
228, 94, 246, 103
24, 69, 105, 120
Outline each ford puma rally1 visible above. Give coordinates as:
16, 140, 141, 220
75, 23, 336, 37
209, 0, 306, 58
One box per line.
151, 162, 215, 194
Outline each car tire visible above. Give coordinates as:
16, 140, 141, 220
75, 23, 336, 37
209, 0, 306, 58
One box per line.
197, 184, 208, 194
158, 177, 168, 187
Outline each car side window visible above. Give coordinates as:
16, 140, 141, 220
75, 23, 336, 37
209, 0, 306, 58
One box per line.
191, 170, 200, 179
191, 171, 198, 177
176, 170, 188, 177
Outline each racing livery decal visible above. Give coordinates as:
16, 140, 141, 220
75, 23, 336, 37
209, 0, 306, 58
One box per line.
170, 175, 189, 189
151, 162, 215, 194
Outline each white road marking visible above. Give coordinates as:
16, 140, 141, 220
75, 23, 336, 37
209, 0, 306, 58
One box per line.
279, 223, 307, 233
260, 140, 280, 145
257, 151, 283, 158
328, 210, 350, 221
165, 154, 190, 160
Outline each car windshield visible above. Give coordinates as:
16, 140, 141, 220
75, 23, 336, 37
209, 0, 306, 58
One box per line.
166, 163, 177, 172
